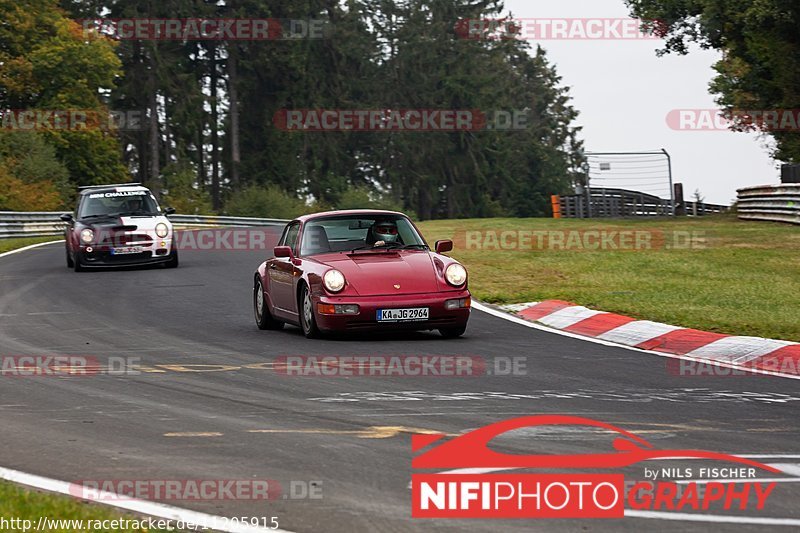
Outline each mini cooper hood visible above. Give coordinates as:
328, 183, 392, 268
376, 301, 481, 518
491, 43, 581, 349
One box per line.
83, 215, 170, 232
118, 215, 170, 233
320, 251, 443, 296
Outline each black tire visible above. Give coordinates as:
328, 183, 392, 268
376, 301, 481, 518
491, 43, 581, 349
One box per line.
299, 284, 321, 339
164, 247, 179, 268
73, 251, 85, 272
66, 246, 74, 268
254, 278, 284, 330
439, 325, 467, 338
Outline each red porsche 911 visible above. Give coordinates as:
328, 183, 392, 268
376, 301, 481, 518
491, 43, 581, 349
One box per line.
253, 210, 471, 338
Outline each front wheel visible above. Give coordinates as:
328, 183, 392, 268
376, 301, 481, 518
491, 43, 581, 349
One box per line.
65, 246, 74, 268
439, 325, 467, 338
164, 247, 179, 268
299, 284, 321, 339
254, 278, 284, 330
73, 251, 85, 272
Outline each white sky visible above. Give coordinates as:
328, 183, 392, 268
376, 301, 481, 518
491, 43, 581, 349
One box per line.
504, 0, 780, 205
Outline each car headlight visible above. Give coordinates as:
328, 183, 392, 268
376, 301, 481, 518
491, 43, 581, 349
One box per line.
445, 263, 467, 286
323, 269, 346, 293
156, 223, 169, 238
80, 228, 94, 244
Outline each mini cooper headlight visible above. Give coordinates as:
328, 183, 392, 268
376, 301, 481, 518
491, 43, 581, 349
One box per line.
445, 263, 467, 286
323, 269, 346, 293
156, 223, 169, 238
80, 228, 94, 244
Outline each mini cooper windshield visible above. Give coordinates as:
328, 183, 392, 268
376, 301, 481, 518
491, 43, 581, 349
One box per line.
78, 190, 161, 219
299, 214, 428, 256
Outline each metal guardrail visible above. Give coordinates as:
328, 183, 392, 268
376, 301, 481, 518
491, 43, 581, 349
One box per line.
737, 184, 800, 225
0, 212, 288, 239
556, 188, 727, 218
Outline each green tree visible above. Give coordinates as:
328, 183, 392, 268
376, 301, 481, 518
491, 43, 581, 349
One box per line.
161, 161, 213, 215
0, 0, 127, 185
224, 184, 312, 219
55, 0, 585, 219
0, 131, 69, 210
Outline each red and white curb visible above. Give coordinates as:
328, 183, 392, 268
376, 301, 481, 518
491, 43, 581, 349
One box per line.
498, 300, 800, 379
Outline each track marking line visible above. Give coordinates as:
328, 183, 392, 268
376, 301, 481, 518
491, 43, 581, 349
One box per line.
247, 426, 449, 439
163, 432, 224, 438
624, 510, 800, 526
0, 465, 293, 532
472, 302, 800, 381
676, 477, 800, 485
0, 240, 62, 259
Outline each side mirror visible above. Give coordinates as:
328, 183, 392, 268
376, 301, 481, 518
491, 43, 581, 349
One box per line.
164, 207, 176, 215
435, 240, 453, 254
274, 245, 293, 259
59, 213, 73, 222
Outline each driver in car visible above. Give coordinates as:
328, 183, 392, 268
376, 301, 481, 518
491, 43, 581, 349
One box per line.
123, 197, 144, 214
369, 220, 400, 247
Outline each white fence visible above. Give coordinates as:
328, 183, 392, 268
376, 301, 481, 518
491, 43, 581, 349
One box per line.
737, 184, 800, 225
0, 212, 287, 239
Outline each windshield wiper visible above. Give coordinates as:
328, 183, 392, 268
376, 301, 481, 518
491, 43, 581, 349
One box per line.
347, 245, 387, 253
347, 243, 427, 253
111, 211, 157, 217
380, 242, 429, 250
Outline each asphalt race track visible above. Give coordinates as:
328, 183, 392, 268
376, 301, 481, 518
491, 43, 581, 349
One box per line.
1, 231, 799, 532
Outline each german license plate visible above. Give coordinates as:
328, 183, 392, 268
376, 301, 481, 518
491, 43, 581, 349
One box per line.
111, 246, 143, 255
376, 307, 429, 322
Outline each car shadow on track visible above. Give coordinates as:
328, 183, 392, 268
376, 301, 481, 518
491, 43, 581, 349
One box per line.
70, 263, 175, 273
275, 325, 466, 342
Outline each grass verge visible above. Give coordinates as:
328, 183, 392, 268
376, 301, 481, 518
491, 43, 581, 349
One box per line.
0, 480, 174, 532
0, 236, 62, 255
418, 214, 800, 341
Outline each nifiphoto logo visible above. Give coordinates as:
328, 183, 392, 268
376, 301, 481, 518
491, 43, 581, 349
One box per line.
411, 416, 782, 519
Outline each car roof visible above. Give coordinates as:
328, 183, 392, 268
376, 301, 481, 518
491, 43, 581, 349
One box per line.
294, 209, 406, 223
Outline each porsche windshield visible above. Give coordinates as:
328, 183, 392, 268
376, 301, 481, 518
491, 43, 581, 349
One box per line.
299, 215, 427, 256
78, 191, 160, 219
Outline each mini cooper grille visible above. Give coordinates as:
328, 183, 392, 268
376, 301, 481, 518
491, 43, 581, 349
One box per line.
98, 233, 154, 246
